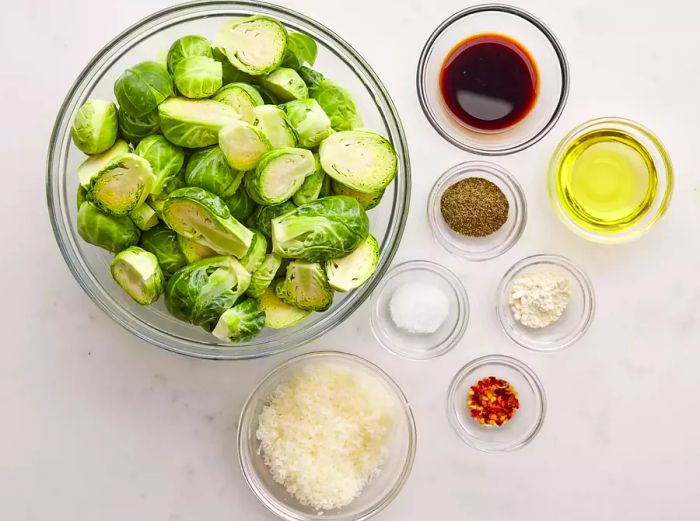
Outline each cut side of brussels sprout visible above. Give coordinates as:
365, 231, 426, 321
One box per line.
283, 98, 332, 148
218, 121, 271, 171
319, 129, 397, 193
135, 135, 185, 195
177, 235, 217, 263
239, 229, 267, 273
71, 99, 119, 155
276, 260, 334, 311
88, 153, 156, 215
167, 35, 213, 74
158, 97, 240, 148
212, 298, 265, 343
310, 80, 363, 131
253, 201, 296, 238
214, 16, 287, 76
78, 139, 129, 187
213, 83, 264, 124
271, 196, 369, 262
253, 105, 297, 148
114, 61, 173, 117
118, 107, 160, 144
162, 187, 253, 258
292, 153, 324, 205
140, 225, 188, 277
244, 148, 314, 205
225, 189, 257, 222
110, 246, 165, 305
185, 146, 243, 199
129, 203, 159, 231
260, 286, 310, 329
247, 253, 282, 298
325, 234, 379, 292
259, 67, 308, 102
77, 201, 141, 253
174, 56, 222, 99
331, 179, 384, 210
165, 256, 251, 327
212, 46, 254, 85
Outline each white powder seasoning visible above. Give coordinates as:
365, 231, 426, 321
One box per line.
389, 282, 449, 334
509, 270, 571, 328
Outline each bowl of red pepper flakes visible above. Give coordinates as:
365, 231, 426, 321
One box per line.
447, 355, 545, 452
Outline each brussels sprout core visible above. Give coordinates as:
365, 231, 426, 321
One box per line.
276, 260, 334, 311
218, 121, 271, 171
110, 246, 165, 305
213, 83, 264, 123
212, 298, 265, 343
325, 234, 380, 292
253, 105, 297, 148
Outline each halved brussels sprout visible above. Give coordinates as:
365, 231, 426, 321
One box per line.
110, 246, 165, 305
77, 139, 129, 187
225, 189, 257, 222
77, 201, 141, 253
259, 285, 310, 329
174, 56, 222, 99
259, 67, 308, 102
253, 105, 297, 148
158, 97, 240, 148
239, 229, 267, 273
165, 256, 251, 327
77, 186, 87, 208
140, 225, 188, 277
212, 46, 253, 85
253, 201, 296, 238
135, 135, 186, 195
185, 146, 242, 199
213, 83, 264, 123
325, 234, 379, 292
129, 203, 159, 231
218, 121, 271, 171
71, 99, 118, 154
88, 153, 155, 215
167, 35, 212, 74
271, 196, 369, 262
331, 179, 384, 210
214, 16, 287, 76
247, 253, 282, 298
177, 235, 217, 263
114, 61, 173, 117
244, 148, 314, 205
310, 80, 363, 131
212, 298, 265, 343
161, 187, 253, 258
319, 130, 397, 193
276, 260, 334, 311
283, 98, 332, 148
292, 153, 324, 205
118, 107, 160, 144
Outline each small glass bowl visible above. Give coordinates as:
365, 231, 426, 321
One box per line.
370, 261, 468, 360
238, 351, 416, 521
416, 4, 569, 155
497, 254, 595, 352
428, 161, 527, 261
447, 355, 546, 452
548, 117, 674, 244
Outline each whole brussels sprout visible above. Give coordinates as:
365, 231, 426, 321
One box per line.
135, 135, 186, 196
110, 246, 164, 305
244, 148, 315, 205
292, 153, 324, 205
325, 234, 380, 292
218, 121, 271, 171
282, 98, 332, 148
77, 201, 140, 253
271, 196, 369, 262
184, 146, 242, 199
239, 229, 267, 273
167, 35, 212, 74
114, 61, 173, 117
158, 97, 239, 148
140, 225, 188, 277
247, 253, 282, 298
253, 201, 296, 238
331, 179, 384, 210
276, 260, 334, 311
118, 107, 160, 144
212, 298, 265, 343
77, 139, 129, 187
165, 256, 251, 327
214, 16, 287, 76
174, 56, 222, 99
225, 189, 257, 222
87, 153, 155, 216
253, 105, 297, 148
259, 286, 310, 329
71, 99, 118, 154
259, 67, 308, 102
212, 83, 264, 124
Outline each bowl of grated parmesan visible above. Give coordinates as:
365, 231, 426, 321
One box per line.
237, 351, 416, 520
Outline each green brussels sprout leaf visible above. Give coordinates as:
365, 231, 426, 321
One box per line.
247, 253, 282, 298
252, 201, 296, 238
174, 56, 222, 99
259, 67, 308, 102
292, 153, 324, 205
140, 225, 188, 277
310, 80, 363, 131
224, 189, 257, 222
239, 229, 267, 273
286, 33, 317, 66
185, 146, 243, 199
118, 107, 160, 144
212, 298, 265, 343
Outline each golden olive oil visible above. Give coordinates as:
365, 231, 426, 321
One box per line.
555, 129, 657, 232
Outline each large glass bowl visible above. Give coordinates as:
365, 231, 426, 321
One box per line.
46, 1, 410, 360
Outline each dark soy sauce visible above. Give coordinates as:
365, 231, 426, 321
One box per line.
439, 34, 538, 132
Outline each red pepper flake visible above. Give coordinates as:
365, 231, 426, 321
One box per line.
467, 376, 520, 427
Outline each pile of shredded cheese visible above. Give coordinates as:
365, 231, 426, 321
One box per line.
256, 362, 397, 511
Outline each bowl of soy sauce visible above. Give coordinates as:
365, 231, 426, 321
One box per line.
417, 4, 569, 155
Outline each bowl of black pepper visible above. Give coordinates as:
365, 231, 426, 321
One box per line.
427, 161, 527, 260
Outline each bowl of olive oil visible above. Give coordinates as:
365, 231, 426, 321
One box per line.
549, 117, 672, 243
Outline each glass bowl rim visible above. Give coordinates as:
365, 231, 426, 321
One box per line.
415, 3, 570, 156
237, 350, 418, 521
45, 0, 411, 360
427, 160, 528, 261
446, 353, 546, 452
369, 260, 470, 360
496, 253, 596, 352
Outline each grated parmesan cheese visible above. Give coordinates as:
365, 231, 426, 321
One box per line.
256, 361, 397, 512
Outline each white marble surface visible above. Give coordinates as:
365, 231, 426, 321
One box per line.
4, 0, 700, 519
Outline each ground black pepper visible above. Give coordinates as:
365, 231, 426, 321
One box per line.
440, 177, 509, 237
